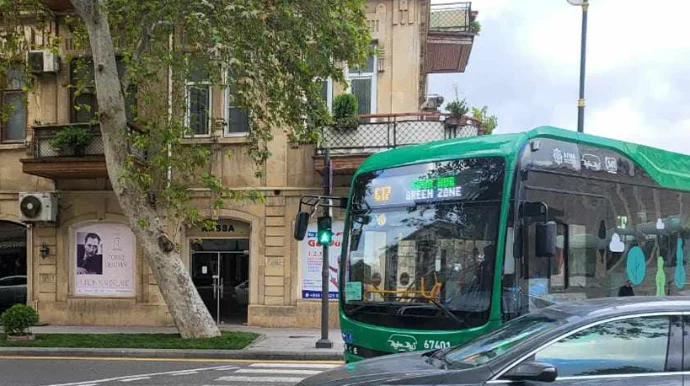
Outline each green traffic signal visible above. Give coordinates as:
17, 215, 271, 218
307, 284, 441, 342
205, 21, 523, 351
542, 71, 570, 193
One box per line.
317, 216, 332, 246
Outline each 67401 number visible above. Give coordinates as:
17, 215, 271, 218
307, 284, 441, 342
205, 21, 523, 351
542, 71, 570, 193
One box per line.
424, 340, 451, 349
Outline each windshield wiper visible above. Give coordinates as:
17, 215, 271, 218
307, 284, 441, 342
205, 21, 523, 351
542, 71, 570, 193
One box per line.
428, 299, 471, 329
424, 347, 452, 370
346, 301, 400, 315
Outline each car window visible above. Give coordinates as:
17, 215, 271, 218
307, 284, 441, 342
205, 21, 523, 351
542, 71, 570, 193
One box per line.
443, 313, 566, 368
0, 277, 26, 286
533, 315, 672, 377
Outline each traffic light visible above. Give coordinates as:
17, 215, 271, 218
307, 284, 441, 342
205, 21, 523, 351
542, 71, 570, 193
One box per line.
317, 216, 332, 246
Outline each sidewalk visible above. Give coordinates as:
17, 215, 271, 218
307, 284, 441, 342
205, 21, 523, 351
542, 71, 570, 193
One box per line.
0, 324, 345, 361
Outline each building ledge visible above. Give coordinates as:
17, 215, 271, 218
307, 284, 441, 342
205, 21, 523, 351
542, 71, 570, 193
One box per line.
21, 156, 108, 179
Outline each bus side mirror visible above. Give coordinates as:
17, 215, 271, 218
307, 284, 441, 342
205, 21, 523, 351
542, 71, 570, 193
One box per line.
536, 221, 557, 258
294, 212, 310, 241
350, 228, 362, 251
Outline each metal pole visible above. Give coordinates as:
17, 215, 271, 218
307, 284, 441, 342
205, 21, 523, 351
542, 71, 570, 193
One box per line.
576, 1, 588, 133
316, 148, 333, 349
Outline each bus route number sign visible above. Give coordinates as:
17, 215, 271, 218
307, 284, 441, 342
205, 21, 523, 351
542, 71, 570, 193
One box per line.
373, 185, 392, 202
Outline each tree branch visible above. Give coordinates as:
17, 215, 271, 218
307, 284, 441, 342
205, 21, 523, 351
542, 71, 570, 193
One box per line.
119, 19, 169, 93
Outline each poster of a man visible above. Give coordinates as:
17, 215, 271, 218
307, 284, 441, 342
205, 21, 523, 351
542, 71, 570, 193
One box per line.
76, 232, 103, 275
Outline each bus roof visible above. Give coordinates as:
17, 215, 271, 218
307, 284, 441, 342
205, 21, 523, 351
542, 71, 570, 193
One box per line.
356, 126, 690, 191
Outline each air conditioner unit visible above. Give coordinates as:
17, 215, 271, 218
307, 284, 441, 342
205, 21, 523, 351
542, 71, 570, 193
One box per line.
421, 94, 444, 112
27, 50, 60, 73
18, 192, 58, 223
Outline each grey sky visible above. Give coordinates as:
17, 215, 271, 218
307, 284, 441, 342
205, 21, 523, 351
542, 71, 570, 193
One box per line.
428, 0, 690, 154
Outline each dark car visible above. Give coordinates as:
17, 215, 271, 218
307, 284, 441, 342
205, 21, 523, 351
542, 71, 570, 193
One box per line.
300, 296, 690, 385
0, 275, 27, 311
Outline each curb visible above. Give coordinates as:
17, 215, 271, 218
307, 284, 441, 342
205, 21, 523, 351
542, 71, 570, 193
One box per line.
0, 347, 344, 361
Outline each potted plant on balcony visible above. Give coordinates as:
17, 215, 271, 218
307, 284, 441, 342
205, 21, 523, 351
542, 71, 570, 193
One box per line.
1, 304, 39, 342
332, 93, 359, 130
444, 98, 469, 129
51, 125, 93, 157
472, 106, 498, 135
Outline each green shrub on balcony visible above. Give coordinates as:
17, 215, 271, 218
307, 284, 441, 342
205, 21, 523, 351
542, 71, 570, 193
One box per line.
51, 125, 93, 157
332, 93, 359, 130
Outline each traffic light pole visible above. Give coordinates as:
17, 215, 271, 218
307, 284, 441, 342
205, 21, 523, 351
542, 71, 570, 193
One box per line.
316, 148, 334, 349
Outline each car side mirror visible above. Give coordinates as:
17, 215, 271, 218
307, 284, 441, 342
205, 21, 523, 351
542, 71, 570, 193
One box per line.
536, 221, 557, 258
504, 361, 557, 383
294, 212, 310, 241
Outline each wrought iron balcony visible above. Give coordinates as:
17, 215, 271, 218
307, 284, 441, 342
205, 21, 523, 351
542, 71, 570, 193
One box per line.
315, 113, 481, 174
426, 2, 478, 74
430, 2, 475, 33
21, 123, 145, 180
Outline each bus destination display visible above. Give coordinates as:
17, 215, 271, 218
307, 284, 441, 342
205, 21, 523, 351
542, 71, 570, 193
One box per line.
368, 174, 468, 206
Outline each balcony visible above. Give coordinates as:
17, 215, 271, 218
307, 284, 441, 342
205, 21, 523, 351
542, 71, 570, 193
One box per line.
39, 0, 73, 12
21, 123, 144, 180
426, 2, 478, 74
314, 113, 480, 174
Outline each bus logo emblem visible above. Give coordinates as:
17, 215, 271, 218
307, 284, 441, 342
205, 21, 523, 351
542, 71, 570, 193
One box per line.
553, 148, 564, 165
388, 334, 418, 352
582, 154, 601, 171
605, 157, 618, 174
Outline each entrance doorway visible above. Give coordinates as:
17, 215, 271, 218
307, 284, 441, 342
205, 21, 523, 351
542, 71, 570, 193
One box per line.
0, 221, 27, 312
191, 239, 249, 324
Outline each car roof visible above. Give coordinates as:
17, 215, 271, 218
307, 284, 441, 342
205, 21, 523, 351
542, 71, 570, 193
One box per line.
542, 296, 690, 320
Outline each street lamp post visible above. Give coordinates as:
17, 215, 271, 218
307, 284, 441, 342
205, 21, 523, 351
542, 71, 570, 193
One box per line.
567, 0, 589, 133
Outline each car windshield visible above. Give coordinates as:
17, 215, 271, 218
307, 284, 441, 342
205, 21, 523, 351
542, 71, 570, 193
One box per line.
442, 312, 566, 369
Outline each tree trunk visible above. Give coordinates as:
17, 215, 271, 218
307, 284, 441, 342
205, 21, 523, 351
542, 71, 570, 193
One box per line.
70, 0, 220, 339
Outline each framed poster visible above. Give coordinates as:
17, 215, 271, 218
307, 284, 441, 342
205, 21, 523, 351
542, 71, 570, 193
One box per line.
74, 223, 135, 297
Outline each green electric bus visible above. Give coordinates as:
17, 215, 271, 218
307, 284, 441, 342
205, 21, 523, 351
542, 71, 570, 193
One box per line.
337, 126, 690, 362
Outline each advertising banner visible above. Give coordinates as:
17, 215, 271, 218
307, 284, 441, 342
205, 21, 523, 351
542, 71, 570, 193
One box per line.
300, 220, 343, 300
74, 223, 135, 297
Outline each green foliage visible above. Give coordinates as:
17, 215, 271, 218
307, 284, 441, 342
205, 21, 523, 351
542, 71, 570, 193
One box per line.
51, 125, 93, 156
446, 99, 469, 118
1, 304, 39, 337
469, 20, 481, 35
332, 93, 359, 129
0, 331, 259, 349
472, 106, 498, 134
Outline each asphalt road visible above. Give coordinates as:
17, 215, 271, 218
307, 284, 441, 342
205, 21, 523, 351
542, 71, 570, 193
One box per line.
0, 357, 342, 386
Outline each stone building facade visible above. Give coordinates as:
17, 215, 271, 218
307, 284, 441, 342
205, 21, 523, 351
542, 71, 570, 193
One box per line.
0, 0, 478, 327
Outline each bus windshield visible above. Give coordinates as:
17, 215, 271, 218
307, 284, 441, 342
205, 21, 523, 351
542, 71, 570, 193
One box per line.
342, 157, 506, 330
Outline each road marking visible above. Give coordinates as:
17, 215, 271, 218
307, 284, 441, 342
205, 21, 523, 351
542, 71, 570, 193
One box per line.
39, 365, 245, 386
249, 363, 339, 369
169, 370, 200, 376
216, 375, 306, 383
237, 368, 321, 375
0, 356, 342, 365
119, 377, 151, 382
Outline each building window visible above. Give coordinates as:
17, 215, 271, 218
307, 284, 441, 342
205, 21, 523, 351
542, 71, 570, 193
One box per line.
1, 66, 27, 143
186, 67, 212, 136
70, 57, 137, 124
224, 78, 249, 136
346, 52, 377, 115
319, 78, 333, 113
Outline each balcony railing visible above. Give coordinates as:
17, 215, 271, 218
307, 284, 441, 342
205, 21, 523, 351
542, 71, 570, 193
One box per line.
22, 122, 146, 179
31, 123, 145, 159
317, 113, 480, 156
430, 2, 474, 33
